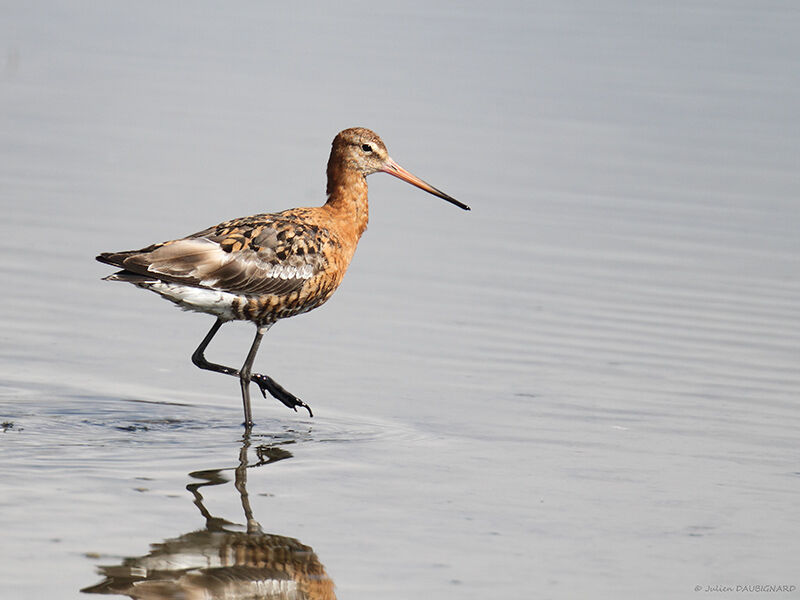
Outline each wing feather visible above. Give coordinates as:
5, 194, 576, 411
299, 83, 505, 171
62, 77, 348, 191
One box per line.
100, 235, 324, 297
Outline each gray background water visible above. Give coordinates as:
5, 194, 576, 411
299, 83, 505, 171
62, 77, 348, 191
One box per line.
1, 2, 799, 599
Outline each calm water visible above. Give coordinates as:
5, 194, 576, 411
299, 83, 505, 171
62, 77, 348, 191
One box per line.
2, 2, 799, 599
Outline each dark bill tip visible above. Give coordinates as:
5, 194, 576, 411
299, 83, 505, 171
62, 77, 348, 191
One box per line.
381, 158, 470, 211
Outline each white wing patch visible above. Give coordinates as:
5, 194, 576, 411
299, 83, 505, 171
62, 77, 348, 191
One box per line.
266, 263, 316, 280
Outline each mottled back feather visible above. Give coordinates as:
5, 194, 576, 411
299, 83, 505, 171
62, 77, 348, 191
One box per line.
97, 211, 331, 297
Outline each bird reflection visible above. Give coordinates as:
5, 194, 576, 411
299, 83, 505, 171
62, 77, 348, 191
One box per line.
82, 434, 335, 599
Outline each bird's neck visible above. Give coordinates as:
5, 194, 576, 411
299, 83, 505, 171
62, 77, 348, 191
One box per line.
324, 166, 369, 239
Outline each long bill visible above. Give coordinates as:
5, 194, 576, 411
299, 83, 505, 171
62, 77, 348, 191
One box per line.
380, 157, 471, 211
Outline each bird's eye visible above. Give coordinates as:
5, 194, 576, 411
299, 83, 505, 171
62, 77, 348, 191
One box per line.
361, 144, 373, 153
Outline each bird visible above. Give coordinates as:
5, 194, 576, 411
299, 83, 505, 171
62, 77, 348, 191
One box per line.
97, 127, 470, 427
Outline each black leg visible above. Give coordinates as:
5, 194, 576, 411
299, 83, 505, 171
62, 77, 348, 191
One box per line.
192, 318, 237, 376
238, 326, 267, 427
191, 318, 313, 420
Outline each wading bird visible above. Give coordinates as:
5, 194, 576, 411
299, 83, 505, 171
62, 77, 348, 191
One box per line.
97, 127, 469, 426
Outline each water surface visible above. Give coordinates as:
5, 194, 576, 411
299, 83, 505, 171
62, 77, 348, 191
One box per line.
1, 2, 799, 599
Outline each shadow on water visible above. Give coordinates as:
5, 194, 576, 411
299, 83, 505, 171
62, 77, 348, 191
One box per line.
81, 433, 336, 600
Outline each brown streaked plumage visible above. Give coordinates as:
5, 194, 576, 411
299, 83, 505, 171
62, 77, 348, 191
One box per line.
97, 127, 470, 426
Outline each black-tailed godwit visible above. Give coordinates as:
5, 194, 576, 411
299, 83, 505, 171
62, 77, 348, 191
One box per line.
97, 127, 469, 426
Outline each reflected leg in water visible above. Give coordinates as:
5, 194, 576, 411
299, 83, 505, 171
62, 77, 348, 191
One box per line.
82, 432, 334, 599
191, 318, 314, 425
234, 433, 292, 534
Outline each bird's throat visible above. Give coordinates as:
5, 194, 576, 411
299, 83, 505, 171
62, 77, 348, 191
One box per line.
324, 167, 369, 239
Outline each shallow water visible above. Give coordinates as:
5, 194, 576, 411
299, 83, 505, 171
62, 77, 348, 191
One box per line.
2, 2, 800, 599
